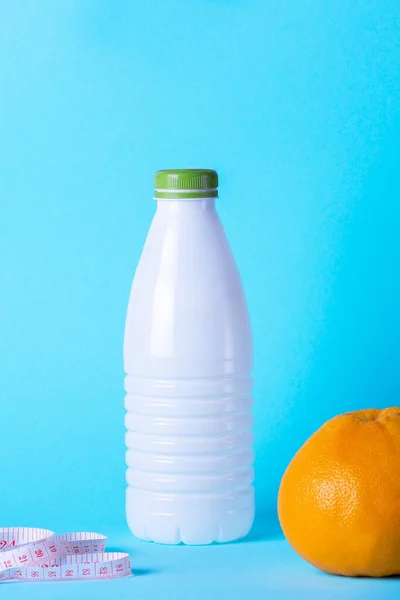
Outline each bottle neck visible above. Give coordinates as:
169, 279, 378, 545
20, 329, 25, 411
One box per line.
155, 197, 216, 212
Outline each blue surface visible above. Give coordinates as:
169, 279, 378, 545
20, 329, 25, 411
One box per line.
1, 0, 400, 597
3, 518, 400, 599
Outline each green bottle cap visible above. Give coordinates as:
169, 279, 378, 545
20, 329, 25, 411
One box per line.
154, 169, 218, 199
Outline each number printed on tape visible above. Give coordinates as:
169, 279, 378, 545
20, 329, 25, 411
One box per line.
0, 528, 131, 583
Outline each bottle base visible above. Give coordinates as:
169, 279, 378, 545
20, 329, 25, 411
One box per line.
126, 486, 255, 545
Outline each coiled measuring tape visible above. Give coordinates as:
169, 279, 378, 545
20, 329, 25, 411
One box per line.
0, 528, 131, 582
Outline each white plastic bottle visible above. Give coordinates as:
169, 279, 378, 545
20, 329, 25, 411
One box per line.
124, 169, 254, 545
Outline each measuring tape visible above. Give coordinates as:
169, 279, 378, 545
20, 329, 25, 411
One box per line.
0, 528, 131, 582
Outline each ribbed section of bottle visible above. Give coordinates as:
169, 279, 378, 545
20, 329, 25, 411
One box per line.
125, 373, 254, 545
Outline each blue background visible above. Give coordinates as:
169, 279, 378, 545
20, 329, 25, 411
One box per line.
1, 0, 400, 597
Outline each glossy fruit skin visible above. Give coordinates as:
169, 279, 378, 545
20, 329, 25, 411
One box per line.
278, 407, 400, 577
